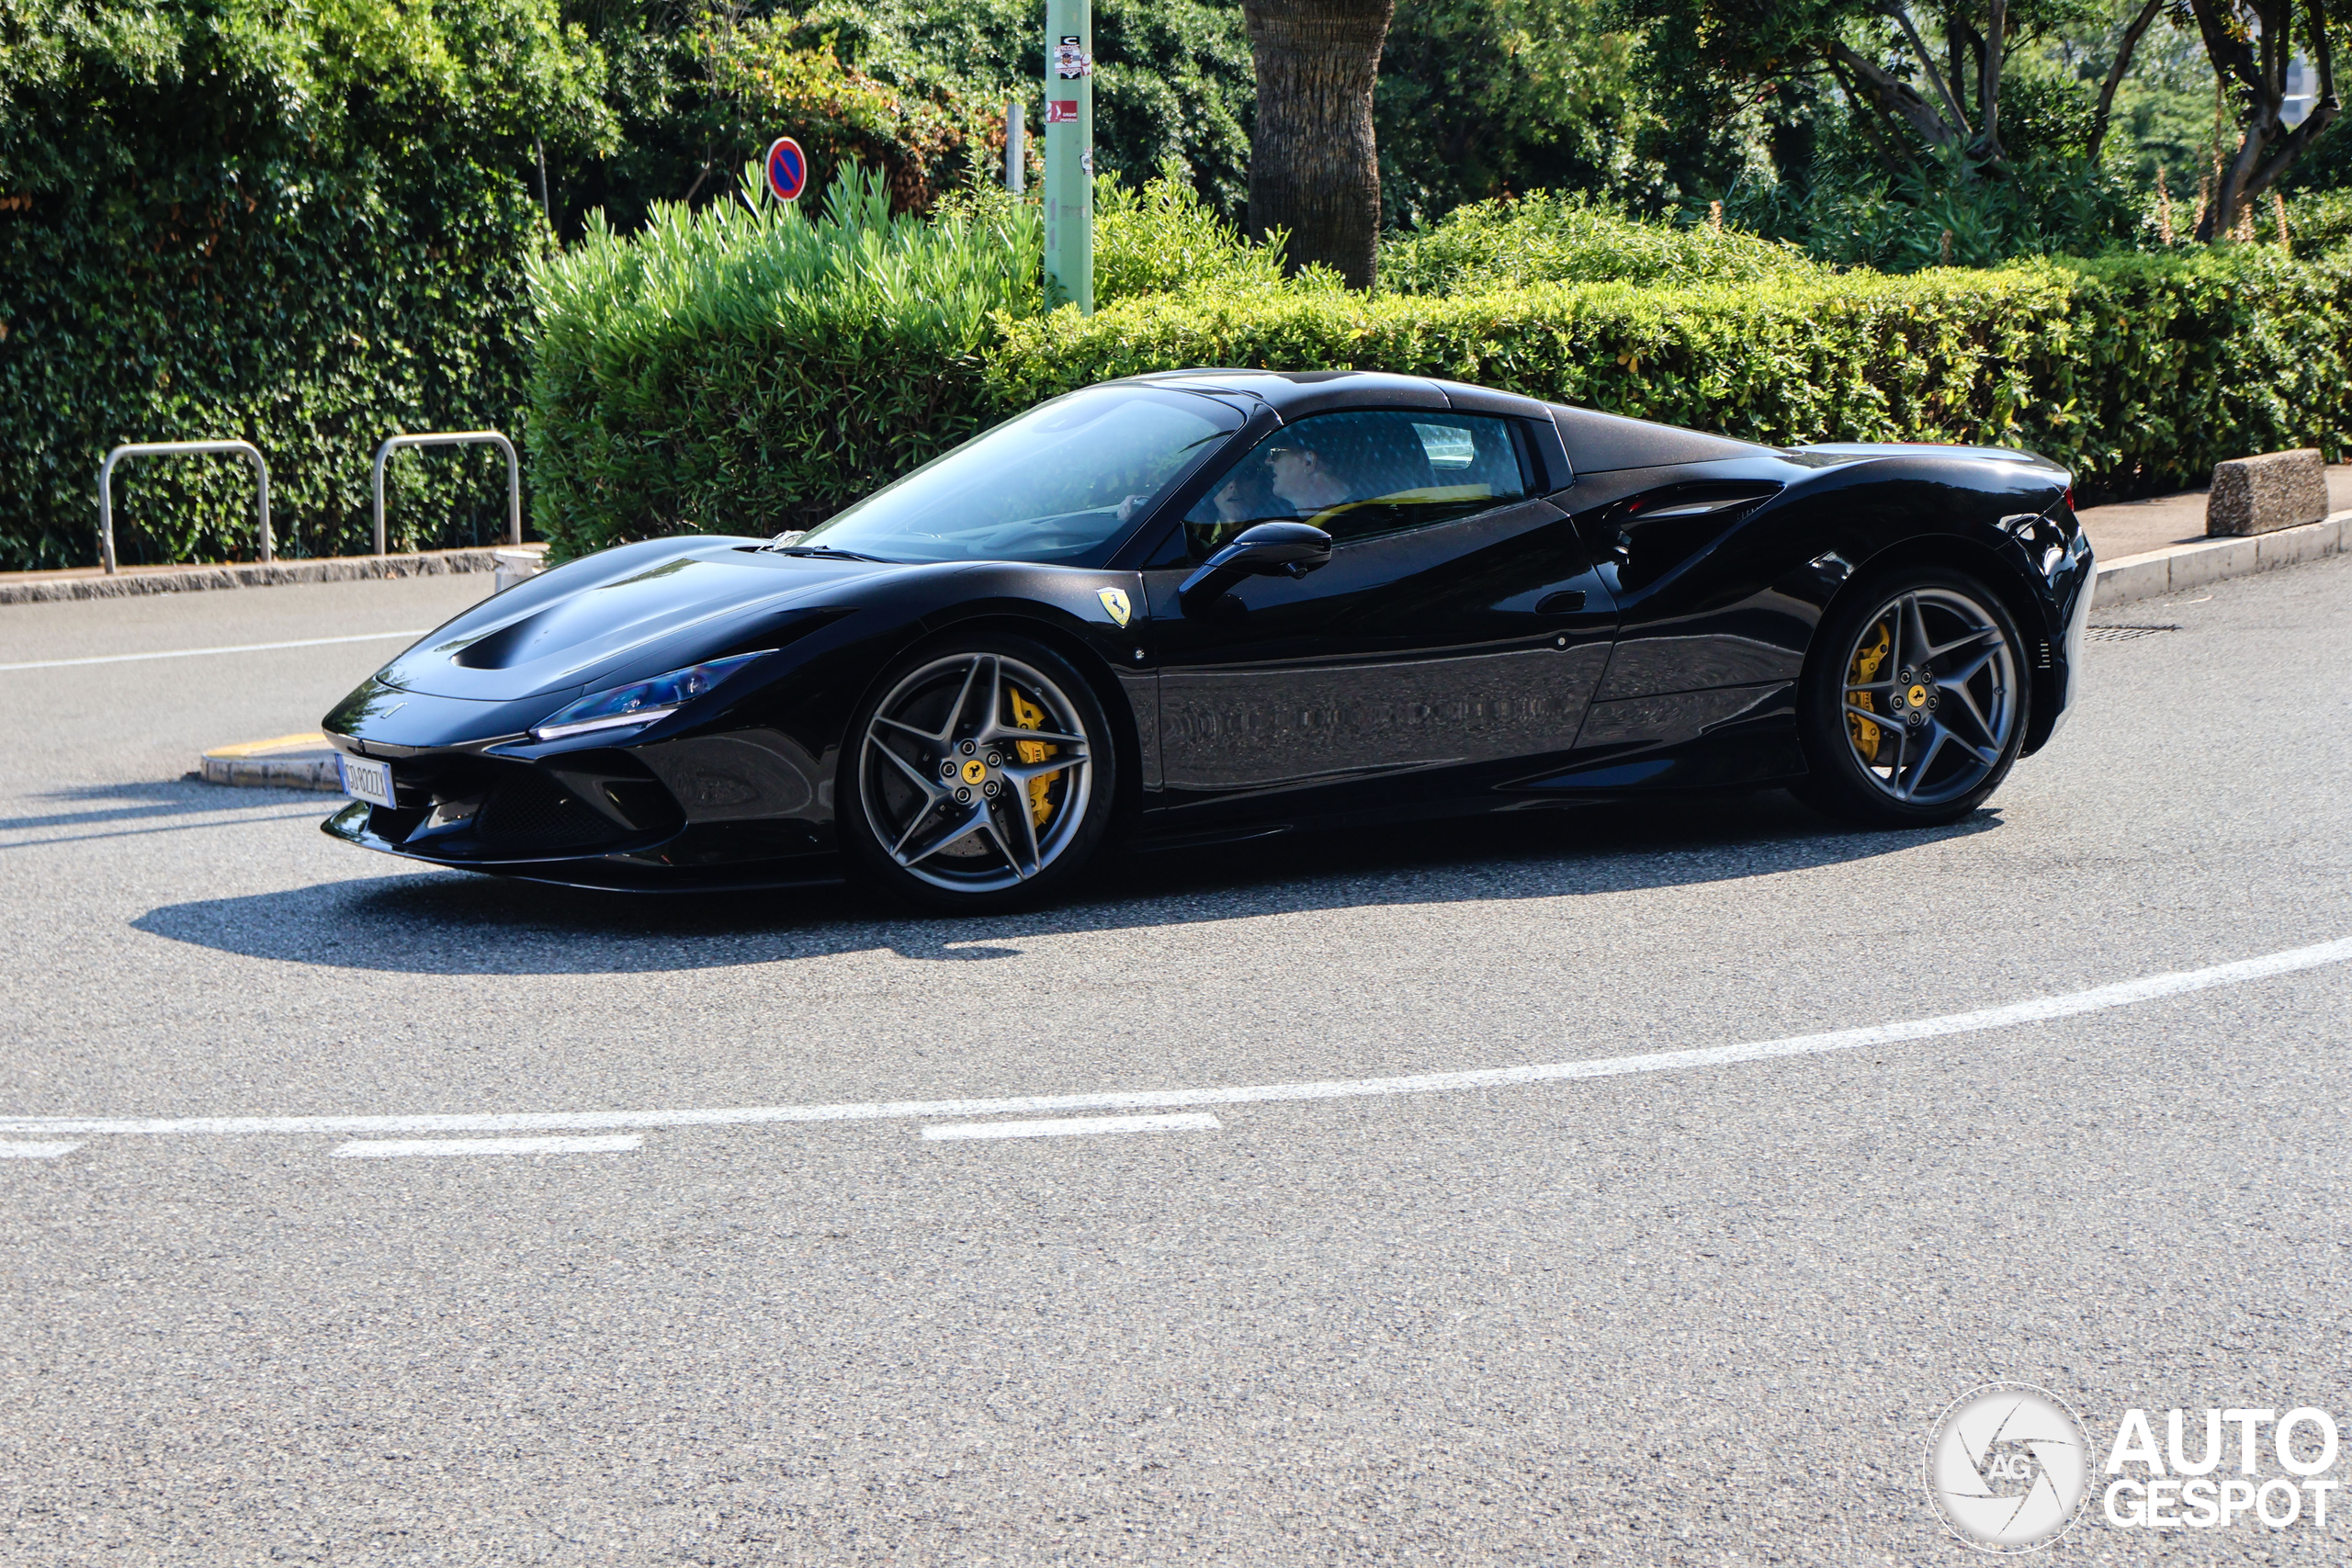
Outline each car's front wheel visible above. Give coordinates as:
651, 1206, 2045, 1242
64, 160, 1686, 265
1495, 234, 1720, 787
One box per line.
1796, 565, 2030, 827
840, 634, 1117, 911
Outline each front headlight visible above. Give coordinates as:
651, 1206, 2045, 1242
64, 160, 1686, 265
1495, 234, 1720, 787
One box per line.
531, 651, 769, 741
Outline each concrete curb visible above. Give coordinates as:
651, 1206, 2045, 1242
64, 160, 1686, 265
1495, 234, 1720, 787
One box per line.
0, 547, 507, 605
2092, 510, 2351, 609
197, 733, 345, 793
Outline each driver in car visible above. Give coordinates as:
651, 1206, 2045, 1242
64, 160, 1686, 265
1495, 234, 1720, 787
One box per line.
1187, 463, 1282, 555
1263, 433, 1355, 519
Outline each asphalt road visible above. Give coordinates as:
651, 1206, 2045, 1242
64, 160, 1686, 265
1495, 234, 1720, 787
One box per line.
4, 561, 2350, 1564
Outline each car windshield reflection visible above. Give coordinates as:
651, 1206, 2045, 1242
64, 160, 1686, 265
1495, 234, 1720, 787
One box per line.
791, 386, 1245, 565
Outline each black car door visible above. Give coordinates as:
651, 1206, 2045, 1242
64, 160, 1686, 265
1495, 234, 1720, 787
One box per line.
1137, 408, 1617, 816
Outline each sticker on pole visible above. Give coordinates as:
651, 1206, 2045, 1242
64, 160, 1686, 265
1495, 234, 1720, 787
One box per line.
1054, 36, 1092, 78
1046, 100, 1079, 124
763, 137, 808, 204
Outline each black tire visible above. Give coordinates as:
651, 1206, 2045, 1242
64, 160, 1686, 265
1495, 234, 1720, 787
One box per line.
839, 632, 1119, 912
1794, 564, 2031, 828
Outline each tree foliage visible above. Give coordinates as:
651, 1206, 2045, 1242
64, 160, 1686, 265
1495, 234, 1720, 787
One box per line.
547, 0, 1257, 229
1374, 0, 1650, 226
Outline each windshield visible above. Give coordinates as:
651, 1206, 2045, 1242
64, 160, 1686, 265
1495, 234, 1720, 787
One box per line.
795, 386, 1246, 564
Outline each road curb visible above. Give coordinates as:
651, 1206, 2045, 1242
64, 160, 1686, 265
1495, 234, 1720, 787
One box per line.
0, 547, 507, 605
197, 733, 344, 792
2093, 510, 2350, 608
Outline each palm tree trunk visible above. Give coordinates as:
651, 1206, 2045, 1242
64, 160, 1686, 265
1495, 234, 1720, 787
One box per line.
1242, 0, 1393, 290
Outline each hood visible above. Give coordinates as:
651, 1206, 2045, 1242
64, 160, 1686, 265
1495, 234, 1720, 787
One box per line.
371, 538, 895, 703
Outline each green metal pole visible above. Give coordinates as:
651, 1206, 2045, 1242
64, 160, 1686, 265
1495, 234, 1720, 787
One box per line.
1044, 0, 1093, 313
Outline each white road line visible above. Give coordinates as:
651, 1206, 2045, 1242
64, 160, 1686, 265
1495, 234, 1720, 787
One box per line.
922, 1112, 1222, 1142
0, 630, 426, 672
6, 935, 2349, 1141
0, 1140, 82, 1158
330, 1134, 642, 1158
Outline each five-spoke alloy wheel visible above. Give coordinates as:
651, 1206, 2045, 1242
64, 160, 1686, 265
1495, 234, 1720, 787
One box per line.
842, 635, 1117, 909
1797, 566, 2030, 827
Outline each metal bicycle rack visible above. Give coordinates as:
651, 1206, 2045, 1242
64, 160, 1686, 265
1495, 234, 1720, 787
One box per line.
370, 431, 521, 555
96, 440, 271, 575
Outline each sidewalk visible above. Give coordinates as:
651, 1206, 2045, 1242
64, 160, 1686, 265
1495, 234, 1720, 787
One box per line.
2075, 464, 2352, 561
0, 545, 516, 605
2078, 464, 2351, 608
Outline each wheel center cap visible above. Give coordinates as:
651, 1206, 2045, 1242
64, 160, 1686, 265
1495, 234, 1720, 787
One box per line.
1907, 682, 1929, 707
960, 759, 989, 785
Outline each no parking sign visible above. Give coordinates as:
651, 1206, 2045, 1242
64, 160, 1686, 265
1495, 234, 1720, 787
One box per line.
764, 137, 808, 204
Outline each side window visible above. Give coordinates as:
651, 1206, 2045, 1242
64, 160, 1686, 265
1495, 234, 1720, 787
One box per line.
1180, 410, 1530, 559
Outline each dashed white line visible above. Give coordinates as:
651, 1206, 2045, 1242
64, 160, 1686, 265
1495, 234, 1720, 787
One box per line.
330, 1135, 642, 1158
0, 630, 426, 672
0, 1140, 83, 1159
5, 936, 2348, 1141
922, 1112, 1222, 1142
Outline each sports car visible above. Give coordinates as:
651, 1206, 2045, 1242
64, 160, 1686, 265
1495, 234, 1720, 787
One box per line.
322, 368, 2097, 909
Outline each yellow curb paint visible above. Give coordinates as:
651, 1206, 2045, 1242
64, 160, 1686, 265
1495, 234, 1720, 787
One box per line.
202, 732, 330, 760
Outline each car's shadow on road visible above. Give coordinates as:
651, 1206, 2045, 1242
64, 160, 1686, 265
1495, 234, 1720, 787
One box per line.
130, 791, 2001, 976
2, 779, 314, 835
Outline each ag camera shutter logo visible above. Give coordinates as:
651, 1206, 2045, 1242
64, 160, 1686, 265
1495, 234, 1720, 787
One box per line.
1925, 1383, 2091, 1551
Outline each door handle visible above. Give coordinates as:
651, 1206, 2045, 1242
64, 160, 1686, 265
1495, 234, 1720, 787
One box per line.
1537, 590, 1586, 615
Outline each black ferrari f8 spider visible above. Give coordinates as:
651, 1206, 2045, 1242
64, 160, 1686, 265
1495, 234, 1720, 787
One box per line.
322, 369, 2096, 908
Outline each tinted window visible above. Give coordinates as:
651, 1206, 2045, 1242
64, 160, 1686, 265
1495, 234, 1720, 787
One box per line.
797, 386, 1244, 564
1181, 410, 1529, 559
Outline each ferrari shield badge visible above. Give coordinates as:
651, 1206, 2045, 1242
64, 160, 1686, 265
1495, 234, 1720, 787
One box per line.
1097, 587, 1131, 627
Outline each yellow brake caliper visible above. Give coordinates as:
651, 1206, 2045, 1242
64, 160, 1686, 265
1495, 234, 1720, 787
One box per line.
1007, 686, 1058, 829
1847, 620, 1890, 761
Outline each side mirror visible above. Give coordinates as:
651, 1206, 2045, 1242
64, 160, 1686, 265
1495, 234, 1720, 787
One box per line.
1178, 522, 1333, 617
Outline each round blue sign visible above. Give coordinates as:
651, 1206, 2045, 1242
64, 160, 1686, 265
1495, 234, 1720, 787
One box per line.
764, 137, 808, 205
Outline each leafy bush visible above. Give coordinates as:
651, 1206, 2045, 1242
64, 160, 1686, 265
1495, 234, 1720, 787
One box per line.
2285, 189, 2352, 255
1722, 152, 2152, 274
1377, 190, 1821, 295
1094, 164, 1323, 305
703, 18, 986, 217
529, 173, 2352, 562
989, 246, 2352, 497
0, 0, 607, 571
526, 165, 1039, 558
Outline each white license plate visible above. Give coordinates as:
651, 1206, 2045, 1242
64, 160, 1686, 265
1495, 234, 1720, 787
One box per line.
338, 753, 397, 808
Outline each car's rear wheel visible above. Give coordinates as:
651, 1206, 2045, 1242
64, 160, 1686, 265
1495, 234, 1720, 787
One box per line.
1795, 566, 2030, 827
841, 635, 1116, 911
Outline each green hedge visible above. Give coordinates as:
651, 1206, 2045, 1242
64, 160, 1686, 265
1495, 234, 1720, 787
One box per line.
526, 168, 1040, 558
990, 248, 2352, 496
529, 164, 1291, 558
530, 208, 2352, 559
0, 0, 605, 572
1376, 191, 1823, 295
1, 167, 546, 571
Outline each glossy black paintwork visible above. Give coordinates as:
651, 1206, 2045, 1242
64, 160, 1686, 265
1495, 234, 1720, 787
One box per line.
1140, 497, 1617, 824
322, 368, 2093, 887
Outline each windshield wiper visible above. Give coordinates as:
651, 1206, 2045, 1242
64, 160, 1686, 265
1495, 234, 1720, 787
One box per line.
778, 546, 897, 563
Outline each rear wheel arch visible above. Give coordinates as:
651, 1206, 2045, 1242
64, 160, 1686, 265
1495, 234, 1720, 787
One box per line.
1793, 552, 2034, 826
1831, 535, 2063, 750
